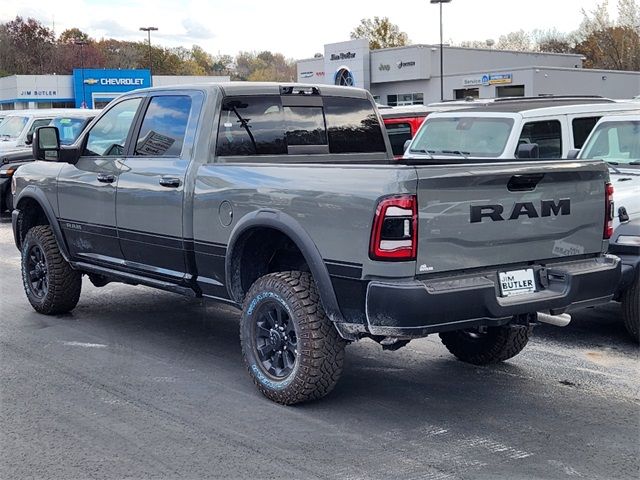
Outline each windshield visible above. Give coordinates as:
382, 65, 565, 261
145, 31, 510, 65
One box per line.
580, 120, 640, 166
410, 116, 514, 157
51, 117, 91, 145
0, 116, 29, 139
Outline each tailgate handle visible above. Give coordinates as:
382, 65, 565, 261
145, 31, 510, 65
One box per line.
507, 174, 544, 192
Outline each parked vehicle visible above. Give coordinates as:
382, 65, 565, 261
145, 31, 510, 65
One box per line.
573, 112, 640, 226
0, 110, 99, 213
404, 97, 639, 161
573, 112, 639, 342
12, 83, 620, 404
0, 109, 90, 152
609, 219, 640, 342
381, 104, 470, 158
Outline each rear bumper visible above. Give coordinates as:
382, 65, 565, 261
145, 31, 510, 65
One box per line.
365, 255, 621, 337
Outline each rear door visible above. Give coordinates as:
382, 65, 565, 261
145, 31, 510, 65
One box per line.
414, 161, 608, 275
116, 91, 202, 280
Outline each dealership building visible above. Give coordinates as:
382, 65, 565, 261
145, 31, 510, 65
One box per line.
297, 39, 640, 105
0, 69, 230, 110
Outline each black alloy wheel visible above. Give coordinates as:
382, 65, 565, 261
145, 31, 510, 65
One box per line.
26, 244, 48, 298
253, 299, 298, 379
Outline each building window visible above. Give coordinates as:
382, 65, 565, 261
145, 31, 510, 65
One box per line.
454, 88, 479, 100
52, 101, 75, 108
386, 93, 424, 107
496, 85, 525, 97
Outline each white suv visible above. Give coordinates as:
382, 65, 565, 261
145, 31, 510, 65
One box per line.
404, 97, 639, 161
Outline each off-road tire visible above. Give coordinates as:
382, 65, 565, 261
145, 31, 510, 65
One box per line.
240, 271, 346, 405
439, 324, 533, 365
622, 271, 639, 343
21, 225, 82, 315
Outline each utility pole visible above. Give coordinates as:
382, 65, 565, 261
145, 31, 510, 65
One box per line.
430, 0, 451, 102
74, 39, 88, 108
139, 26, 158, 81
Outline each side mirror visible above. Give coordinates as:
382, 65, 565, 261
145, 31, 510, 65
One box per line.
33, 126, 60, 161
25, 132, 33, 145
403, 139, 412, 153
566, 149, 580, 160
516, 143, 539, 159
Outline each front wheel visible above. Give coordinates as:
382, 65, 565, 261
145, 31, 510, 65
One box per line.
21, 225, 82, 315
240, 271, 346, 405
439, 323, 533, 365
622, 271, 639, 343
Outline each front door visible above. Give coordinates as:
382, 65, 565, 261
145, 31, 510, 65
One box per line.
116, 92, 200, 280
57, 97, 143, 264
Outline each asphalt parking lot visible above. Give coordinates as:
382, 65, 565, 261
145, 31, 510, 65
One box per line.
0, 214, 638, 480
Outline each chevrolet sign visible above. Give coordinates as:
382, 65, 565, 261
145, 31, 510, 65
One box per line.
84, 78, 145, 86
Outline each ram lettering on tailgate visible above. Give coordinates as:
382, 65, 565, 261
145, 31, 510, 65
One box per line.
470, 199, 571, 223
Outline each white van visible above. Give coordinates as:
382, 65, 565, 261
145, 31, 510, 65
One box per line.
404, 97, 640, 161
0, 109, 96, 152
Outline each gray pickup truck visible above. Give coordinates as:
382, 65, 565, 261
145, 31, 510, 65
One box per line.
11, 83, 620, 404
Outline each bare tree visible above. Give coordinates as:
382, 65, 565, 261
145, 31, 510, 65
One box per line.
350, 17, 410, 50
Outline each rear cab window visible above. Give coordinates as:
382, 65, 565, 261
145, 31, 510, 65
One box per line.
215, 94, 386, 159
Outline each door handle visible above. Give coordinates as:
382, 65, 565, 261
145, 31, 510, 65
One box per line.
159, 176, 181, 188
97, 173, 115, 183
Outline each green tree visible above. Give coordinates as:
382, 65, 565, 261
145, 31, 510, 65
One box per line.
350, 17, 409, 50
58, 28, 90, 44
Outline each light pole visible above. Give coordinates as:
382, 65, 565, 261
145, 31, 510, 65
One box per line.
74, 39, 88, 108
430, 0, 451, 101
139, 26, 158, 79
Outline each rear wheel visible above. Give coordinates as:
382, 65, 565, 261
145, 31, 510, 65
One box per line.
621, 271, 639, 343
439, 323, 533, 365
240, 271, 346, 405
21, 225, 82, 315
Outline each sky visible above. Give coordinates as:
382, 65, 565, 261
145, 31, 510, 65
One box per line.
0, 0, 618, 59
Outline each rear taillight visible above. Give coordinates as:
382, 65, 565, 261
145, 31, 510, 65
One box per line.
604, 182, 614, 240
369, 195, 417, 261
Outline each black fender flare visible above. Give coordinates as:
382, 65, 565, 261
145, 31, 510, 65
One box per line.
13, 186, 71, 262
225, 209, 345, 323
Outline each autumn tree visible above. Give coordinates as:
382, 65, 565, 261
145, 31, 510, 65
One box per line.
350, 17, 410, 50
575, 0, 640, 70
3, 16, 56, 74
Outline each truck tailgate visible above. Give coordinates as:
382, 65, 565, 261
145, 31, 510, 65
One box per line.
414, 160, 609, 275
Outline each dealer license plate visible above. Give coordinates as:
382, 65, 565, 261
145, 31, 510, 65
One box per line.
498, 269, 537, 297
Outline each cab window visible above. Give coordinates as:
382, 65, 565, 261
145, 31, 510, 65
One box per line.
84, 98, 142, 157
134, 96, 192, 157
518, 120, 562, 159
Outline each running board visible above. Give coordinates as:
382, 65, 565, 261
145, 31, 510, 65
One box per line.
72, 262, 198, 298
